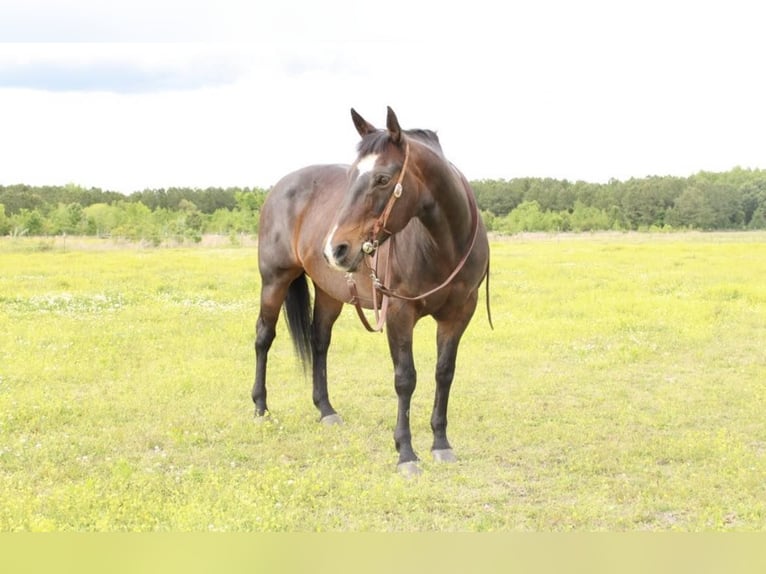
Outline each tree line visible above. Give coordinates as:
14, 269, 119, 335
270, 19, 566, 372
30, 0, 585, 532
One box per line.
0, 184, 267, 244
473, 167, 766, 232
1, 167, 765, 242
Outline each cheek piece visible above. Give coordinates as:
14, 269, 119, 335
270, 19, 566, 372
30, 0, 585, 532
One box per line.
361, 143, 410, 256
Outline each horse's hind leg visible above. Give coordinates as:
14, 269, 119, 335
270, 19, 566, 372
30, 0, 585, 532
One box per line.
252, 275, 296, 417
311, 286, 344, 424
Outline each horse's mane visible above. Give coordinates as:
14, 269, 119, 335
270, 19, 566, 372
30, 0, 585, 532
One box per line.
356, 128, 443, 157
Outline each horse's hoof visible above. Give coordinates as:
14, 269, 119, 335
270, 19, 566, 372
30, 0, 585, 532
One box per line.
397, 461, 422, 478
432, 448, 457, 463
320, 413, 344, 426
253, 412, 271, 424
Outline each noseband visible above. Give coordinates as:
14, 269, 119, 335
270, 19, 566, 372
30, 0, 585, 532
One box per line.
346, 143, 481, 333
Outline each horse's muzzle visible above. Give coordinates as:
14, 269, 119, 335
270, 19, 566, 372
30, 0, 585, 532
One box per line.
323, 240, 364, 272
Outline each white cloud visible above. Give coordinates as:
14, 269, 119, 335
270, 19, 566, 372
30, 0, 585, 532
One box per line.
0, 43, 252, 92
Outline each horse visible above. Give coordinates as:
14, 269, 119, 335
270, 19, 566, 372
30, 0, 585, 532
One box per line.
252, 107, 490, 475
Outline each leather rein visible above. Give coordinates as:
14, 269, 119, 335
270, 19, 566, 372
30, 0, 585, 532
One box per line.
345, 142, 482, 333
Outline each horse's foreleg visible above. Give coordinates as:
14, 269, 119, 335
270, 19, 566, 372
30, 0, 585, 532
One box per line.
386, 313, 420, 475
431, 297, 477, 462
311, 288, 343, 424
431, 332, 459, 462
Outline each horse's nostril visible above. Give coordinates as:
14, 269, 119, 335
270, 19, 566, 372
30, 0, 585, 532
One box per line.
332, 243, 349, 262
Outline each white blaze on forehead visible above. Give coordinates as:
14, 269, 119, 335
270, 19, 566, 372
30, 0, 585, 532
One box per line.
354, 154, 378, 178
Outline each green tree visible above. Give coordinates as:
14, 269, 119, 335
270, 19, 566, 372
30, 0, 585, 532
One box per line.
479, 210, 497, 232
569, 201, 611, 232
0, 185, 42, 215
48, 203, 85, 234
0, 204, 10, 235
207, 208, 249, 234
235, 190, 265, 212
83, 203, 122, 236
497, 201, 547, 233
232, 191, 263, 233
176, 200, 204, 242
111, 201, 156, 241
668, 186, 716, 229
10, 208, 46, 235
748, 206, 766, 229
524, 179, 575, 212
740, 180, 766, 226
619, 177, 683, 229
472, 179, 525, 216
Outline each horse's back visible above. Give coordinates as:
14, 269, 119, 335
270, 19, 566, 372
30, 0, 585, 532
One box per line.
262, 164, 349, 220
258, 164, 349, 275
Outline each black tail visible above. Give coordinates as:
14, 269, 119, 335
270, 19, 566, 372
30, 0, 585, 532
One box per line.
283, 273, 313, 370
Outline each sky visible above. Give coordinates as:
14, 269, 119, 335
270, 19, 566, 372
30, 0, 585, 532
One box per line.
1, 0, 764, 193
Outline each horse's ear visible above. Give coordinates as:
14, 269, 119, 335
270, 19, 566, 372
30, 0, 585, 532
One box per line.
351, 108, 376, 137
386, 106, 402, 144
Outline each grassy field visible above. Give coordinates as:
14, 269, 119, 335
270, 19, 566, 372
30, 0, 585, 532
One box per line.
1, 232, 765, 531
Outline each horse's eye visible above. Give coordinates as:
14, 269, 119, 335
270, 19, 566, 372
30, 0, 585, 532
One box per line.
374, 174, 390, 187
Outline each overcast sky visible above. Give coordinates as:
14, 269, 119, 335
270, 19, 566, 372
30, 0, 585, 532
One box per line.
1, 0, 764, 193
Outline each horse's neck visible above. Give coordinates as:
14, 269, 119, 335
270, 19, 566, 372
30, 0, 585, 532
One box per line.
419, 164, 474, 258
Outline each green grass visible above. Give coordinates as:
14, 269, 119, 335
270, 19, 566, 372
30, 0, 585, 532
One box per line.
1, 233, 765, 531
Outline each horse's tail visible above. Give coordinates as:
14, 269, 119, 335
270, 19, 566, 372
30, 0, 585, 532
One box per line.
283, 273, 313, 371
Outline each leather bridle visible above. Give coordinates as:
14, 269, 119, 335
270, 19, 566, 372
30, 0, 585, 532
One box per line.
346, 142, 482, 332
360, 142, 411, 257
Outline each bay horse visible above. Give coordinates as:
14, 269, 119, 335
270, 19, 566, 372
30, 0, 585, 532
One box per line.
252, 107, 490, 475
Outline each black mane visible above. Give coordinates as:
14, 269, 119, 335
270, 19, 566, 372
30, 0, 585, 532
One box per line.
356, 128, 442, 157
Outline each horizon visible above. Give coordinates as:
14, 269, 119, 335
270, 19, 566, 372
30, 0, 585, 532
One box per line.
2, 164, 765, 196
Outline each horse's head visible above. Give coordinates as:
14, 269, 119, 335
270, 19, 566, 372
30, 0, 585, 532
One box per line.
324, 107, 425, 272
